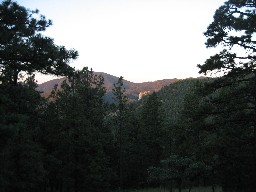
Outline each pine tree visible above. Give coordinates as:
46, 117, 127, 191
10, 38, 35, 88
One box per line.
197, 1, 256, 191
42, 68, 112, 192
0, 0, 78, 85
139, 92, 164, 185
112, 76, 128, 190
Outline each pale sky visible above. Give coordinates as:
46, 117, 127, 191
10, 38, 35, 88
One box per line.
17, 0, 226, 83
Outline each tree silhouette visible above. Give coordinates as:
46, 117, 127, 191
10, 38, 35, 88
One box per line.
0, 0, 78, 85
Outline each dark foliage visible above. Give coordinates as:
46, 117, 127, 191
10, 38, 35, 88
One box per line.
2, 0, 256, 192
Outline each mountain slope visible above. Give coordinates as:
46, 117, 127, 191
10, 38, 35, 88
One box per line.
37, 72, 189, 102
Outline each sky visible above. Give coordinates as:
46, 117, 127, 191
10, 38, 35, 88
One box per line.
16, 0, 226, 83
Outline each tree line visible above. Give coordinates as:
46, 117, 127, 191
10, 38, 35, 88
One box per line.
1, 0, 256, 192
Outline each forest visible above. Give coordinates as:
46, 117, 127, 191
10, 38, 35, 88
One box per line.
0, 0, 256, 192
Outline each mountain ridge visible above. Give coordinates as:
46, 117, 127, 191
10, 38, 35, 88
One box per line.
37, 72, 203, 102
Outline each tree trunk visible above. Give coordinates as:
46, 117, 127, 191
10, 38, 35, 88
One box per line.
119, 115, 124, 191
43, 181, 47, 192
12, 67, 19, 86
177, 179, 182, 192
59, 180, 63, 192
211, 184, 215, 192
169, 180, 173, 192
50, 183, 54, 192
74, 177, 78, 192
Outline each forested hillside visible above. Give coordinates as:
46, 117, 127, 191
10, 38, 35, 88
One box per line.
1, 1, 256, 192
37, 72, 179, 102
157, 78, 209, 124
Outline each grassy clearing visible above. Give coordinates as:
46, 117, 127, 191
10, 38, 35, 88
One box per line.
123, 186, 222, 192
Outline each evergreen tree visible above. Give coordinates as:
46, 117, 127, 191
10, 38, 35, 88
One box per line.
112, 76, 128, 190
197, 1, 256, 191
42, 68, 112, 192
0, 0, 78, 85
0, 1, 78, 191
139, 92, 164, 185
0, 75, 46, 192
149, 82, 212, 192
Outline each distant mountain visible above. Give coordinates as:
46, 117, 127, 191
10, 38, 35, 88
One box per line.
37, 72, 201, 102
